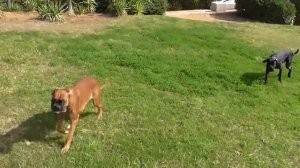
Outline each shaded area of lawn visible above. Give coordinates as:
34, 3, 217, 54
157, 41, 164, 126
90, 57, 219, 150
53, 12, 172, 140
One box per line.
0, 17, 299, 167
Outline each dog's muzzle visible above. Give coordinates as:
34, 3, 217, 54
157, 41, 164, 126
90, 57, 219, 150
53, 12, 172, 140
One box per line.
51, 99, 67, 114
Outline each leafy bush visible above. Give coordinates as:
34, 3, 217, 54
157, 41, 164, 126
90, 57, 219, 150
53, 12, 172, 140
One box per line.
23, 0, 38, 11
144, 0, 167, 15
74, 3, 86, 15
0, 1, 6, 10
109, 0, 127, 16
100, 0, 168, 15
38, 1, 66, 22
81, 0, 97, 13
236, 0, 296, 24
11, 2, 23, 11
291, 0, 300, 24
96, 0, 110, 12
128, 0, 144, 15
38, 3, 49, 19
168, 0, 214, 10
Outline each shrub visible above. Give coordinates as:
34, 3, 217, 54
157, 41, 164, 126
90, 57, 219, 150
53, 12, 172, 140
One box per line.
100, 0, 168, 15
236, 0, 296, 24
74, 3, 86, 15
109, 0, 127, 16
168, 0, 214, 10
11, 2, 23, 11
0, 1, 6, 10
144, 0, 167, 15
291, 0, 300, 24
23, 0, 38, 11
128, 0, 145, 15
96, 0, 110, 12
38, 1, 66, 22
81, 0, 97, 13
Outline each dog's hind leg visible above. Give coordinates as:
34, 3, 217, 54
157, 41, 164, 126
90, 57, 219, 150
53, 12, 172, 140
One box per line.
286, 58, 292, 78
288, 68, 292, 78
92, 90, 103, 120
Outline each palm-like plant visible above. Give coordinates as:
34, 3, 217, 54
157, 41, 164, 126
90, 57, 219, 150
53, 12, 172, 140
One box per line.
38, 4, 49, 20
129, 0, 151, 15
81, 0, 97, 13
38, 1, 66, 22
111, 0, 127, 16
134, 0, 143, 15
74, 3, 86, 15
23, 0, 38, 11
48, 1, 66, 21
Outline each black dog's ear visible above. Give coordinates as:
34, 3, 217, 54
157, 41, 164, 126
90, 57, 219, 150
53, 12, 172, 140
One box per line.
262, 58, 269, 63
294, 49, 299, 55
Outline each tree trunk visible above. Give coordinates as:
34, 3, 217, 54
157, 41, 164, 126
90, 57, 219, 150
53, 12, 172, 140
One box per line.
7, 0, 12, 11
68, 0, 75, 15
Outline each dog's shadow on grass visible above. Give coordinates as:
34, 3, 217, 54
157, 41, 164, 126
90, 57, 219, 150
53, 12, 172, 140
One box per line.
240, 72, 265, 85
0, 111, 95, 154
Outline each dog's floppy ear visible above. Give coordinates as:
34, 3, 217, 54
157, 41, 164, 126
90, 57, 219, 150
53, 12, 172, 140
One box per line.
262, 58, 269, 63
52, 87, 63, 96
52, 89, 56, 96
65, 88, 73, 95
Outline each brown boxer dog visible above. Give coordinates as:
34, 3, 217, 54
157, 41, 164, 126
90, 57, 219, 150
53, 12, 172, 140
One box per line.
51, 77, 103, 154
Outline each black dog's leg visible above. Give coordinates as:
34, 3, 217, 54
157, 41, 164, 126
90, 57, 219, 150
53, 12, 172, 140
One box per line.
278, 68, 283, 82
264, 69, 269, 84
286, 58, 292, 78
288, 67, 292, 78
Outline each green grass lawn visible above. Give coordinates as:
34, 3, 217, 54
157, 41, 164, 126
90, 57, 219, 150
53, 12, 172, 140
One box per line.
0, 16, 299, 167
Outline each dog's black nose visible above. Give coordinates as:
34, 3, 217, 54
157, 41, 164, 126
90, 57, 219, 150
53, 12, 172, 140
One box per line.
52, 104, 61, 111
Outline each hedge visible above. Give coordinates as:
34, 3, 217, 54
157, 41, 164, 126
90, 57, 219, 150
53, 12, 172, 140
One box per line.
168, 0, 214, 10
291, 0, 300, 24
144, 0, 168, 15
96, 0, 168, 15
236, 0, 296, 24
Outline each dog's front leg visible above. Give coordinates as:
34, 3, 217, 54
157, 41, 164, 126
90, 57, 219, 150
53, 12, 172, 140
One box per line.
288, 68, 292, 78
61, 113, 79, 154
287, 65, 292, 78
278, 68, 283, 82
56, 113, 68, 134
264, 68, 269, 84
286, 57, 293, 78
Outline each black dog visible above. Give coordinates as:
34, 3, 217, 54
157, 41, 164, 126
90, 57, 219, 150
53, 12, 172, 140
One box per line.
263, 49, 299, 84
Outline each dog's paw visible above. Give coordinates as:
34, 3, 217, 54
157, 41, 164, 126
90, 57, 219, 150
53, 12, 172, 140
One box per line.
61, 145, 70, 154
97, 115, 103, 120
57, 129, 69, 135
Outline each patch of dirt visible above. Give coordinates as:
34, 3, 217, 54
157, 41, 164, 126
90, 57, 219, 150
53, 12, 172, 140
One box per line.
0, 10, 247, 33
166, 10, 246, 23
0, 11, 125, 34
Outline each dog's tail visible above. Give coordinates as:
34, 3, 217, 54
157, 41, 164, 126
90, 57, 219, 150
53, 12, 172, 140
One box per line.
294, 49, 299, 55
100, 84, 106, 90
100, 83, 111, 90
